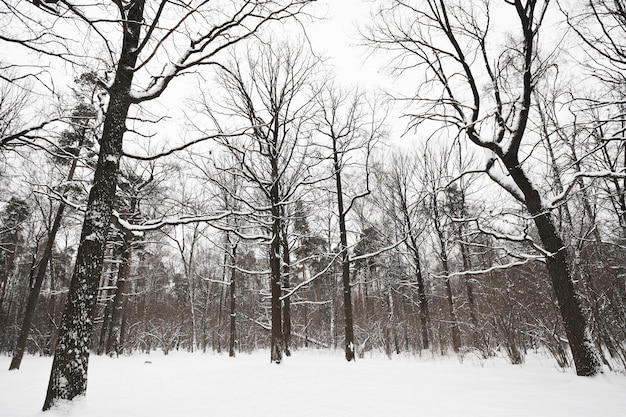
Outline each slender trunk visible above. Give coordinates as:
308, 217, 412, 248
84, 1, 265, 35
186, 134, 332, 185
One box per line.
97, 254, 117, 355
385, 283, 399, 355
269, 143, 283, 363
188, 267, 197, 352
330, 265, 337, 350
504, 156, 602, 376
216, 240, 229, 352
106, 236, 131, 356
0, 236, 20, 315
333, 140, 355, 362
433, 198, 461, 353
280, 220, 291, 357
228, 243, 237, 358
42, 2, 144, 409
408, 238, 429, 350
216, 277, 224, 353
458, 231, 478, 345
400, 193, 430, 350
9, 140, 81, 369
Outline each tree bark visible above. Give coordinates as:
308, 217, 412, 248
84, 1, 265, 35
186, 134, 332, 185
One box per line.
280, 218, 292, 357
269, 140, 283, 364
505, 156, 602, 376
228, 243, 237, 358
333, 139, 355, 362
42, 1, 144, 409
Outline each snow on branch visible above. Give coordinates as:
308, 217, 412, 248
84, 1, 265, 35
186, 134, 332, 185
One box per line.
129, 1, 314, 104
280, 250, 344, 300
291, 222, 410, 301
122, 127, 261, 161
486, 158, 525, 203
429, 258, 533, 280
548, 170, 626, 209
0, 117, 65, 148
472, 218, 553, 258
349, 234, 407, 264
111, 209, 250, 232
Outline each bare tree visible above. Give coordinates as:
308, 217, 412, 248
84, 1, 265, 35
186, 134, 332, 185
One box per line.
314, 85, 385, 361
1, 0, 321, 409
385, 151, 431, 350
211, 40, 320, 363
368, 0, 602, 375
9, 97, 98, 370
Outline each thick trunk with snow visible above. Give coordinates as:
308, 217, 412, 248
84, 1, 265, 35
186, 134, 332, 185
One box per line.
505, 156, 602, 376
42, 1, 144, 409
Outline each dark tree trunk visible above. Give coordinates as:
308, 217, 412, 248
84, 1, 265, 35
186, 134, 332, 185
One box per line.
458, 232, 478, 347
9, 137, 81, 370
400, 189, 430, 350
42, 1, 144, 409
433, 203, 461, 353
333, 140, 355, 362
408, 236, 429, 350
280, 221, 291, 357
269, 144, 283, 364
228, 244, 237, 358
414, 255, 430, 351
505, 156, 601, 376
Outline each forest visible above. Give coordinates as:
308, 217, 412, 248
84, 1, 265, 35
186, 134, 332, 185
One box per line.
1, 0, 626, 410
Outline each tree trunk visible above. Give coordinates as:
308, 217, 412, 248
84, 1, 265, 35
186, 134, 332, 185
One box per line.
458, 232, 478, 348
269, 144, 283, 364
333, 141, 355, 362
505, 157, 602, 376
228, 244, 237, 358
408, 238, 429, 350
9, 141, 80, 369
401, 196, 431, 350
280, 221, 291, 357
9, 186, 76, 370
106, 236, 131, 356
42, 1, 144, 409
433, 200, 461, 353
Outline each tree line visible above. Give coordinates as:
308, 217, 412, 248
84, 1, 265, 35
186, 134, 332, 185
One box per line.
0, 0, 625, 410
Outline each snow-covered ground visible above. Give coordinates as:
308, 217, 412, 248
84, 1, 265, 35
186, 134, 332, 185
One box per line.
1, 350, 625, 417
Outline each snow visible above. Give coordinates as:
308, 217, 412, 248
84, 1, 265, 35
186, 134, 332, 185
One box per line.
1, 350, 626, 417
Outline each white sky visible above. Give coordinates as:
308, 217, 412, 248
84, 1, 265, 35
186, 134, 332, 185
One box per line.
307, 0, 386, 87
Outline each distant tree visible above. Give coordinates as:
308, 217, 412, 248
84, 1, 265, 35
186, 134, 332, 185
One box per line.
314, 85, 384, 361
421, 147, 462, 353
9, 94, 98, 370
385, 151, 431, 350
0, 198, 30, 316
212, 40, 319, 363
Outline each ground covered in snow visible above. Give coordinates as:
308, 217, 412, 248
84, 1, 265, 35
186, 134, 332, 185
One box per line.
1, 350, 625, 417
